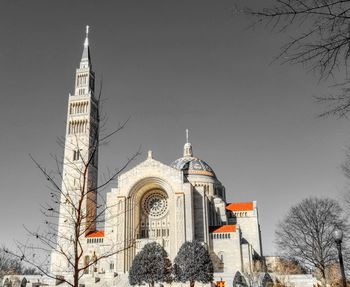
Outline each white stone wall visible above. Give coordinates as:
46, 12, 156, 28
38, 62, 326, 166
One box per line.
51, 43, 98, 274
104, 155, 195, 272
235, 201, 262, 257
210, 229, 242, 274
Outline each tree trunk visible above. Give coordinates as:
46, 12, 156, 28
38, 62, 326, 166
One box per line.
74, 268, 79, 287
320, 267, 327, 287
190, 280, 195, 287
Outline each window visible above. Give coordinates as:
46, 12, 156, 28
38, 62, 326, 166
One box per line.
73, 149, 82, 161
73, 150, 78, 160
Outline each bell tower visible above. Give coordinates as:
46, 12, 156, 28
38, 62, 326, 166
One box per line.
52, 26, 99, 274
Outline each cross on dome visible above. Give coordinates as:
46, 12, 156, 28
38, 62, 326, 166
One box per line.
183, 129, 193, 157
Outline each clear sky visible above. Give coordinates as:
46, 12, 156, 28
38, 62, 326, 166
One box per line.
0, 0, 349, 255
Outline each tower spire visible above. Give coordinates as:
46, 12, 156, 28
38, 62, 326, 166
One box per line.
81, 25, 91, 66
183, 129, 193, 157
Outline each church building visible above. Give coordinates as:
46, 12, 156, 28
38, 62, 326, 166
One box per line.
50, 27, 264, 287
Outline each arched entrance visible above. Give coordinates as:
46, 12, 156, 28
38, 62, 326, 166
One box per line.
124, 177, 173, 270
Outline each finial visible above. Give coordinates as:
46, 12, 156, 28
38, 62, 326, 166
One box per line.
183, 129, 193, 157
84, 25, 89, 47
148, 150, 153, 159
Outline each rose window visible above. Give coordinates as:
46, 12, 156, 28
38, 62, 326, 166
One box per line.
142, 191, 168, 218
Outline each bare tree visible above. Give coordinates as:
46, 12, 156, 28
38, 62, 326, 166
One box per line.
242, 261, 264, 287
0, 248, 23, 280
4, 85, 141, 287
241, 0, 350, 118
275, 197, 347, 285
0, 247, 39, 281
267, 257, 306, 275
265, 257, 307, 286
322, 264, 344, 287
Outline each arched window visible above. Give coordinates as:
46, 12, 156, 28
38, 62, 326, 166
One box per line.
73, 149, 81, 161
84, 255, 90, 274
233, 271, 248, 287
218, 251, 224, 262
261, 273, 274, 287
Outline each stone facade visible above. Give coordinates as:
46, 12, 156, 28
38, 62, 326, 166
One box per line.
47, 28, 265, 287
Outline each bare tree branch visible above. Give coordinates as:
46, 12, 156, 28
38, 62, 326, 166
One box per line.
241, 0, 350, 117
275, 197, 347, 284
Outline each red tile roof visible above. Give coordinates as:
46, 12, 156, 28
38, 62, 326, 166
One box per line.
210, 225, 236, 233
226, 202, 254, 212
86, 230, 105, 238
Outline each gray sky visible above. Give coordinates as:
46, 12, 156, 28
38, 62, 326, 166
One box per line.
0, 0, 349, 255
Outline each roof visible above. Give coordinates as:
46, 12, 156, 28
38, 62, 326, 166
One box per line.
170, 156, 216, 178
210, 225, 236, 233
226, 202, 254, 212
86, 230, 104, 238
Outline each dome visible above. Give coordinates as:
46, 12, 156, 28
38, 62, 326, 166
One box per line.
172, 129, 216, 178
171, 156, 216, 178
